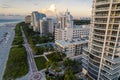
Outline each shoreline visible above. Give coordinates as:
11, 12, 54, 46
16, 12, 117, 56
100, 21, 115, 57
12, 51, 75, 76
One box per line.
0, 24, 15, 80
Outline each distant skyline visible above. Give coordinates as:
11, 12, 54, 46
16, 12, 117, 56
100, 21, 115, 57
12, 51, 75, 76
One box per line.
0, 0, 92, 19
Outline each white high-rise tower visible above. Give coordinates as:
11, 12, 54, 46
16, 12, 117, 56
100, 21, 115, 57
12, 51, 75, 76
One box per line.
82, 0, 120, 80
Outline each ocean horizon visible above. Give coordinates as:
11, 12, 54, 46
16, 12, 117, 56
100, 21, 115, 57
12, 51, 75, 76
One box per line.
0, 19, 23, 26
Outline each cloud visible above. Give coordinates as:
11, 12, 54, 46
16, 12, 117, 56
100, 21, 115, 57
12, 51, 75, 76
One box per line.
0, 4, 11, 8
40, 4, 57, 17
48, 4, 56, 12
0, 14, 24, 19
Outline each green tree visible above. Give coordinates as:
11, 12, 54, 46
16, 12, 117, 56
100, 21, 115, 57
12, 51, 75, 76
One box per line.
64, 68, 75, 80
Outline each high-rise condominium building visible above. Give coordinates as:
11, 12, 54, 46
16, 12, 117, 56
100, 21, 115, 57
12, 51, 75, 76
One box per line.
58, 10, 73, 29
39, 18, 54, 36
31, 11, 46, 32
82, 0, 120, 80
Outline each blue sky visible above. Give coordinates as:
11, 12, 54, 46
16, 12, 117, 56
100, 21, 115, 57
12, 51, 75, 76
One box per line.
0, 0, 92, 19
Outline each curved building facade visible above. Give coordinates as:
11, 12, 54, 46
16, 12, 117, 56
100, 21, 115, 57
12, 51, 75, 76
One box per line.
82, 0, 120, 80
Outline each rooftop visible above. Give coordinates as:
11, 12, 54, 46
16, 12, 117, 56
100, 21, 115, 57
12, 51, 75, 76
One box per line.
55, 39, 88, 48
73, 25, 89, 29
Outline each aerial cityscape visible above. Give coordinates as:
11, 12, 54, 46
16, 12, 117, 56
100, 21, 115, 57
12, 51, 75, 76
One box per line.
0, 0, 120, 80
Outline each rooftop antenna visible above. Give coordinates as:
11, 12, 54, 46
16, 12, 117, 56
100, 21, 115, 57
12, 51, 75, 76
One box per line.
55, 7, 58, 18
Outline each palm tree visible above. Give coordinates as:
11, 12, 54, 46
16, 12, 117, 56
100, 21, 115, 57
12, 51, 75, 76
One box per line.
64, 68, 75, 80
63, 58, 72, 67
45, 60, 52, 71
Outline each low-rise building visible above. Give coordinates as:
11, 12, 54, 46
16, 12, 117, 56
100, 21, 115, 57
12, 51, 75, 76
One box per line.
56, 39, 88, 57
25, 15, 31, 23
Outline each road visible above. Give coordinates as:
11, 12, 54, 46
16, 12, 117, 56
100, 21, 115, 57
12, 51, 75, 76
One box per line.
21, 27, 43, 80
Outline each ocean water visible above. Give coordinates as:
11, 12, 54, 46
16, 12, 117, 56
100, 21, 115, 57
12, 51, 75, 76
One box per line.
0, 19, 22, 26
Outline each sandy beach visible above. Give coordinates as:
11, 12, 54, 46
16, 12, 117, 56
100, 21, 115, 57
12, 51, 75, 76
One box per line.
0, 24, 15, 80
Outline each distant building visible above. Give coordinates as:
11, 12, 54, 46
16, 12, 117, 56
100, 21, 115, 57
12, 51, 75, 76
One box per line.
79, 17, 91, 20
47, 18, 54, 34
40, 18, 49, 36
31, 11, 46, 32
55, 25, 89, 41
58, 10, 73, 29
25, 15, 31, 23
55, 10, 90, 57
40, 17, 54, 36
55, 27, 73, 41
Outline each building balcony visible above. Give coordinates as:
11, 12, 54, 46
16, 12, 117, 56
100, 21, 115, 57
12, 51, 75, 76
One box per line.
91, 47, 103, 53
88, 65, 99, 73
94, 21, 107, 24
110, 14, 120, 18
92, 42, 103, 48
82, 62, 88, 70
82, 54, 88, 60
90, 50, 102, 58
88, 67, 98, 77
95, 7, 109, 12
112, 6, 120, 11
101, 71, 119, 80
93, 36, 104, 41
101, 66, 120, 75
82, 58, 88, 64
115, 14, 120, 17
89, 54, 101, 63
105, 50, 114, 54
102, 61, 120, 69
83, 47, 89, 53
113, 0, 120, 2
96, 0, 111, 6
107, 39, 116, 43
108, 27, 119, 31
106, 45, 115, 49
88, 60, 100, 69
82, 51, 89, 57
88, 62, 99, 71
94, 15, 108, 18
94, 26, 106, 30
104, 55, 120, 63
94, 32, 105, 36
88, 71, 98, 80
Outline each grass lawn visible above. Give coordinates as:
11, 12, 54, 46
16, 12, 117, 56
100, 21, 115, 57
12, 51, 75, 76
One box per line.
3, 46, 29, 80
46, 53, 55, 60
34, 56, 47, 71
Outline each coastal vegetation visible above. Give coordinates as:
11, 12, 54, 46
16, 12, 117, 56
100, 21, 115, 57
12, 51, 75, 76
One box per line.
45, 58, 81, 80
12, 22, 23, 46
3, 22, 29, 80
34, 56, 47, 71
21, 22, 54, 55
46, 52, 66, 62
74, 20, 90, 25
3, 46, 28, 80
